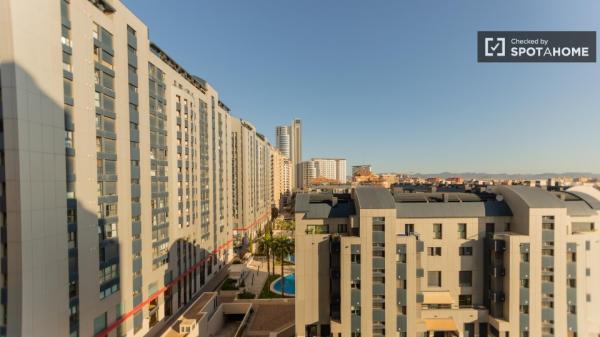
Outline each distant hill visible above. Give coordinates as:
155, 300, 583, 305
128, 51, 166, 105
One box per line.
403, 172, 600, 180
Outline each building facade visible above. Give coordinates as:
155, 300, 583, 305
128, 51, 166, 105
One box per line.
298, 158, 347, 188
275, 118, 302, 190
295, 186, 600, 337
276, 125, 291, 159
0, 1, 278, 336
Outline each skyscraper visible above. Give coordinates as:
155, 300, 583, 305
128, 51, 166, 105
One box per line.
275, 118, 302, 190
291, 119, 302, 189
275, 125, 291, 158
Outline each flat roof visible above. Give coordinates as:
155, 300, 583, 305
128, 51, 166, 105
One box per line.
295, 192, 355, 219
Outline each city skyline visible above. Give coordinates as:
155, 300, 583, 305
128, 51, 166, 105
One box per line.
123, 0, 600, 174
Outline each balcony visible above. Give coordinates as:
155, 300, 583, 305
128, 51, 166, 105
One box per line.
373, 231, 385, 243
351, 288, 360, 305
492, 240, 506, 252
489, 291, 505, 302
567, 262, 576, 278
372, 282, 385, 295
542, 229, 554, 241
542, 282, 553, 294
397, 263, 407, 279
397, 288, 407, 304
491, 266, 506, 277
542, 255, 554, 268
373, 257, 385, 269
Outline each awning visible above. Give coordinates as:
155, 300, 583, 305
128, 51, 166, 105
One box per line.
424, 318, 458, 331
422, 291, 454, 304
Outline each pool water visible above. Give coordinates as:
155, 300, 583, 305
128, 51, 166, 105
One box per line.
271, 273, 295, 296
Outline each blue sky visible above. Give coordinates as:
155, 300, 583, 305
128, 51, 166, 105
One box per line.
124, 0, 600, 174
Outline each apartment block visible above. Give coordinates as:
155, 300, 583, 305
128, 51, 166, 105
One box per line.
0, 1, 281, 336
295, 186, 600, 337
275, 118, 302, 190
298, 158, 347, 188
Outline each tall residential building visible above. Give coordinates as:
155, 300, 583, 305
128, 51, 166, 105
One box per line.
271, 148, 292, 208
295, 186, 600, 337
276, 125, 291, 158
0, 1, 277, 336
298, 161, 317, 189
276, 118, 302, 190
291, 118, 302, 169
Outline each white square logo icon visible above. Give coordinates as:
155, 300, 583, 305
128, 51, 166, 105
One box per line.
485, 37, 505, 57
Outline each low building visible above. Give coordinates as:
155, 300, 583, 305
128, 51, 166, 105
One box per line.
295, 186, 600, 337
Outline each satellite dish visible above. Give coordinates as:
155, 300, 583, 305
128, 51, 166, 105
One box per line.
496, 195, 504, 202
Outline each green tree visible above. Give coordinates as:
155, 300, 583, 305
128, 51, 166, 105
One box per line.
273, 236, 295, 297
257, 232, 274, 276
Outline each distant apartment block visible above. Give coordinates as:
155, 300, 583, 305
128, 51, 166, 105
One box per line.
299, 158, 347, 187
295, 186, 600, 337
0, 1, 286, 336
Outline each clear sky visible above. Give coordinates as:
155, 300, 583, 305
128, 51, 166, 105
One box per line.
123, 0, 600, 174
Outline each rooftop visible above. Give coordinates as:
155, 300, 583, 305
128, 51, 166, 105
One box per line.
295, 192, 355, 219
354, 187, 396, 209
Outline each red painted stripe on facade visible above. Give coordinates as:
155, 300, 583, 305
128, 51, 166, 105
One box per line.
96, 238, 234, 337
232, 211, 270, 231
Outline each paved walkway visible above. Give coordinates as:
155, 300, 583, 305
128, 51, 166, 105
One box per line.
242, 256, 295, 298
242, 257, 269, 297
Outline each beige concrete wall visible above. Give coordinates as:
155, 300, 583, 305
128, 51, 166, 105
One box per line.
0, 0, 69, 335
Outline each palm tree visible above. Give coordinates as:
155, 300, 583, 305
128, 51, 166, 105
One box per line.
257, 232, 273, 276
273, 236, 295, 297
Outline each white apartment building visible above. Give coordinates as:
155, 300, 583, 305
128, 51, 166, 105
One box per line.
0, 1, 284, 336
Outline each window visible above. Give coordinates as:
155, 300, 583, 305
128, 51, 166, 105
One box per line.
397, 253, 406, 263
427, 271, 442, 287
567, 278, 576, 288
99, 222, 117, 240
521, 252, 529, 262
459, 295, 472, 307
520, 279, 529, 288
93, 312, 107, 335
68, 231, 77, 249
404, 223, 414, 235
63, 78, 72, 98
428, 247, 442, 256
568, 305, 576, 314
459, 271, 472, 287
67, 208, 77, 223
567, 251, 576, 262
520, 305, 529, 314
372, 217, 385, 231
458, 223, 467, 239
305, 224, 328, 234
433, 223, 442, 239
351, 253, 360, 264
459, 246, 473, 256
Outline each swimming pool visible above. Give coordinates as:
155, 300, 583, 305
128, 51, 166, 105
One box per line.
270, 273, 295, 296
